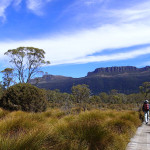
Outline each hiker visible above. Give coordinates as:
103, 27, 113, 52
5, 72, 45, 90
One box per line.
142, 100, 150, 124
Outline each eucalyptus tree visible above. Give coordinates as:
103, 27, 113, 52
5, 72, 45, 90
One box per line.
4, 47, 50, 83
71, 84, 91, 103
71, 84, 91, 111
1, 68, 14, 89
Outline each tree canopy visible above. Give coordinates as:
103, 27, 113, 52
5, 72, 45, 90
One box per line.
1, 68, 14, 89
4, 47, 50, 83
71, 84, 91, 103
139, 82, 150, 98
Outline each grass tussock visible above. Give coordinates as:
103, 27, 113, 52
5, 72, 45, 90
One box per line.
0, 108, 9, 119
0, 108, 141, 150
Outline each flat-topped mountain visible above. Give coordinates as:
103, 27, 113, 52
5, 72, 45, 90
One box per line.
31, 66, 150, 94
87, 66, 150, 77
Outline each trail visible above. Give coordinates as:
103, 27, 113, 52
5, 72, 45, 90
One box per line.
126, 123, 150, 150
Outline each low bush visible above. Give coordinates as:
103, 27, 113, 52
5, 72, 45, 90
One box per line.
0, 83, 47, 112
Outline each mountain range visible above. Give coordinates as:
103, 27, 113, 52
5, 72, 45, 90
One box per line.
30, 66, 150, 94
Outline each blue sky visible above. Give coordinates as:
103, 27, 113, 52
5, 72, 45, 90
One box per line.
0, 0, 150, 78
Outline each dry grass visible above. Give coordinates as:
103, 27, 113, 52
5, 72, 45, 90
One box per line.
0, 108, 141, 150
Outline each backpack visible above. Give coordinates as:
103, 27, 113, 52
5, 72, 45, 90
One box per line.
144, 103, 149, 111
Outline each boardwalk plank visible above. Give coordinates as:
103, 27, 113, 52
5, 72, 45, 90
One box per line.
126, 123, 150, 150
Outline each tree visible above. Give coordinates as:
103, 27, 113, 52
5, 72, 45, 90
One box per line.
89, 95, 102, 104
99, 92, 109, 103
1, 68, 14, 89
4, 47, 50, 83
139, 82, 150, 98
109, 95, 122, 104
71, 84, 91, 103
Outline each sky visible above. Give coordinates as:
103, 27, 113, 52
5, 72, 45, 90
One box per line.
0, 0, 150, 78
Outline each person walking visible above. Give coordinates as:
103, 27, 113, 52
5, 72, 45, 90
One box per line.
142, 100, 150, 124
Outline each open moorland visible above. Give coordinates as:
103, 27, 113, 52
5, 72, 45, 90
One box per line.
0, 108, 142, 150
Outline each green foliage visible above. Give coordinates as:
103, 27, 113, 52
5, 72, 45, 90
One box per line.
89, 95, 102, 104
71, 84, 90, 103
139, 82, 150, 98
45, 84, 145, 111
4, 47, 50, 83
0, 83, 47, 112
99, 92, 109, 103
127, 93, 144, 104
46, 89, 60, 103
46, 90, 73, 110
1, 68, 14, 89
109, 95, 122, 104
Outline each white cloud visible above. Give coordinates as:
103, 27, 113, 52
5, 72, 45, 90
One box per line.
26, 0, 52, 15
0, 23, 150, 66
0, 0, 12, 21
0, 0, 52, 21
61, 0, 150, 28
84, 0, 106, 6
0, 0, 23, 20
110, 1, 150, 24
26, 0, 43, 15
60, 48, 150, 65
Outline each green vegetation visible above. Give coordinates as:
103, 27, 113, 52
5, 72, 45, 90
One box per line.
71, 84, 90, 103
139, 82, 150, 98
45, 84, 147, 112
0, 108, 141, 150
1, 68, 14, 89
0, 83, 47, 112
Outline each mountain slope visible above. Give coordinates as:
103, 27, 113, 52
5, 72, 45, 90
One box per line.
30, 66, 150, 94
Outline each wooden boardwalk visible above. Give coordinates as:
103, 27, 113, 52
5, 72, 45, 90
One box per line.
126, 123, 150, 150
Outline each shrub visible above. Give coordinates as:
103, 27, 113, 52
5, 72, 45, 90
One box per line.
0, 83, 47, 112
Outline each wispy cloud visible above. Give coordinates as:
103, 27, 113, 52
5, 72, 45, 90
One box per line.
0, 0, 12, 22
0, 0, 52, 22
0, 22, 150, 66
60, 0, 150, 28
26, 0, 52, 15
109, 1, 150, 24
84, 0, 106, 6
60, 48, 150, 65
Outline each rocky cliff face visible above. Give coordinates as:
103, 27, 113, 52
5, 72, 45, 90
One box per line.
87, 66, 150, 77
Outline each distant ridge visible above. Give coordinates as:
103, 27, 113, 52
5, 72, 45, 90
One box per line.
87, 66, 150, 76
30, 66, 150, 94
